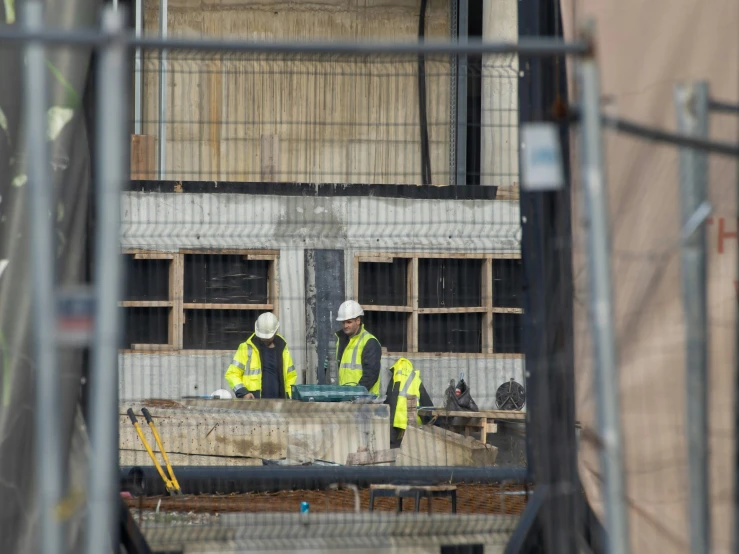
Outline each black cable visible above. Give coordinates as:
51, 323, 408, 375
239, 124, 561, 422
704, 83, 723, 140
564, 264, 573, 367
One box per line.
708, 100, 739, 114
418, 0, 432, 185
563, 109, 739, 158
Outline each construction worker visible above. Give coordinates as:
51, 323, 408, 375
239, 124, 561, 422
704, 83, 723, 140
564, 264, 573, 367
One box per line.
385, 357, 433, 448
335, 300, 382, 395
224, 312, 297, 399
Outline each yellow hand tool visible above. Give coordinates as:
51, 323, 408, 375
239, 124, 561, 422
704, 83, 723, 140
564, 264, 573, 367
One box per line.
141, 408, 182, 495
126, 408, 182, 496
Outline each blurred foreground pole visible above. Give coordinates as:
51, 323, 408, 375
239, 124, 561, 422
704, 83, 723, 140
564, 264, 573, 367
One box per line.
85, 7, 127, 554
674, 81, 710, 554
577, 21, 630, 554
24, 3, 64, 554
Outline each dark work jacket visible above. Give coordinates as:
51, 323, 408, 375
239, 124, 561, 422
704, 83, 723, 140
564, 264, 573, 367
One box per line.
246, 334, 288, 399
335, 328, 382, 392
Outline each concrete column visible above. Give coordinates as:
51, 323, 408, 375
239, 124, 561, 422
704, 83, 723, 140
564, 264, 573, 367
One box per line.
480, 0, 519, 188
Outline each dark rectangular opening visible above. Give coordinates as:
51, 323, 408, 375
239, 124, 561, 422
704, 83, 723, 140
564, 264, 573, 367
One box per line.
493, 259, 523, 309
362, 311, 408, 353
183, 309, 259, 350
121, 307, 169, 348
358, 259, 408, 306
493, 313, 523, 354
441, 545, 484, 554
419, 313, 482, 353
465, 0, 484, 186
184, 254, 269, 304
419, 259, 482, 308
123, 257, 170, 301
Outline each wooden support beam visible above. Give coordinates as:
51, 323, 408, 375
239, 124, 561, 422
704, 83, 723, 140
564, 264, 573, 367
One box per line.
482, 257, 494, 354
119, 301, 173, 308
171, 253, 184, 349
183, 303, 274, 311
179, 249, 279, 256
409, 258, 418, 353
130, 134, 156, 180
357, 256, 395, 264
363, 305, 414, 313
130, 343, 176, 351
417, 307, 487, 314
269, 256, 279, 319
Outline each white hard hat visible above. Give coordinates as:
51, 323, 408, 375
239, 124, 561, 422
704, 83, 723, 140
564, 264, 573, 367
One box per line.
211, 389, 232, 399
336, 300, 364, 322
255, 311, 280, 339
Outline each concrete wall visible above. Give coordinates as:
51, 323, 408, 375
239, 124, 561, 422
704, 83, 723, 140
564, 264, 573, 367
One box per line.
120, 190, 524, 409
141, 0, 453, 185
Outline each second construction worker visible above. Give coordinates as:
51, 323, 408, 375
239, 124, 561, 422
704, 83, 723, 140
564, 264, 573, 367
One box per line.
335, 300, 382, 395
385, 358, 433, 448
224, 312, 297, 399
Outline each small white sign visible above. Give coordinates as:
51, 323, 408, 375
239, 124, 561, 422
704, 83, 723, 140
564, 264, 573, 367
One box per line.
521, 123, 564, 191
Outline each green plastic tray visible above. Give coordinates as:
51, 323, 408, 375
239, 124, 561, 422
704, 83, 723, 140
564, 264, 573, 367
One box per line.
291, 384, 371, 402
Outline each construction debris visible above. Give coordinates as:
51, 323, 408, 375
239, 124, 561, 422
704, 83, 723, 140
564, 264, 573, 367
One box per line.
396, 424, 498, 467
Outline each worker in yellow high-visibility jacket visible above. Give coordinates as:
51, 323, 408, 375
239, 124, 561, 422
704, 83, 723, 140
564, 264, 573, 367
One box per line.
385, 357, 433, 448
224, 312, 297, 399
334, 300, 382, 395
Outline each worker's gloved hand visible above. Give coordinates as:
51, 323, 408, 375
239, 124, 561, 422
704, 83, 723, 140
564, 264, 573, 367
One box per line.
244, 393, 255, 399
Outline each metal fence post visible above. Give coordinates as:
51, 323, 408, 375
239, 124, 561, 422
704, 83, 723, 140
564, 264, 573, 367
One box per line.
674, 80, 710, 554
24, 2, 64, 554
577, 21, 630, 554
85, 7, 128, 554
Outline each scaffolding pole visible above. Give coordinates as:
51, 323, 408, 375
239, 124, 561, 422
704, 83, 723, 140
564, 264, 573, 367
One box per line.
674, 80, 710, 554
24, 2, 63, 554
85, 7, 128, 554
577, 21, 630, 554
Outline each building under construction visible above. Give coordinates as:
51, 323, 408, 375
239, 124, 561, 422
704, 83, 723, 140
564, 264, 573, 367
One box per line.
5, 0, 736, 552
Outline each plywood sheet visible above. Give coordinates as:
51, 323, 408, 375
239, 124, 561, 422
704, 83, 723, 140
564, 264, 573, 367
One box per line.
560, 1, 739, 553
140, 0, 452, 184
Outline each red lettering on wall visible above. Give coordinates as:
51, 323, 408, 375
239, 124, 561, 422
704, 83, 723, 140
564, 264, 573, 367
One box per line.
717, 218, 738, 254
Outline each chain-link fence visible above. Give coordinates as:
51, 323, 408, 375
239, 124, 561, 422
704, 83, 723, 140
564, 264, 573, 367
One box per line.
7, 3, 739, 554
0, 5, 588, 551
121, 44, 531, 553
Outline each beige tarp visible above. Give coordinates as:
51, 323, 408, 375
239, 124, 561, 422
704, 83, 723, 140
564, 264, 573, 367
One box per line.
560, 1, 739, 552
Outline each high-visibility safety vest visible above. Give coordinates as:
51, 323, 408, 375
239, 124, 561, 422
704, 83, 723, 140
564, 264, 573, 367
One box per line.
224, 334, 297, 399
336, 326, 381, 395
391, 357, 422, 430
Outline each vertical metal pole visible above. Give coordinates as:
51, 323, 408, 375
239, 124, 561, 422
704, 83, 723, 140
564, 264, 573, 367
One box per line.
674, 81, 710, 554
455, 0, 468, 186
158, 0, 168, 179
24, 3, 63, 554
85, 7, 127, 554
134, 0, 143, 134
577, 22, 630, 554
448, 0, 457, 187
